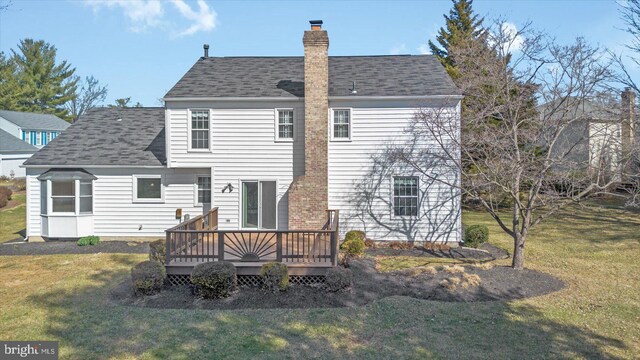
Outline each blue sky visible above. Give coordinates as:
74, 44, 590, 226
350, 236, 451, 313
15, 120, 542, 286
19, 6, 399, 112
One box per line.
0, 0, 636, 106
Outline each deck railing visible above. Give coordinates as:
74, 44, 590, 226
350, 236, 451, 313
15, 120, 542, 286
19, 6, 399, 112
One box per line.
165, 209, 340, 267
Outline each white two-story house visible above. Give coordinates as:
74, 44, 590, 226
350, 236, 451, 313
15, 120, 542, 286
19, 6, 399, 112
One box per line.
23, 21, 462, 244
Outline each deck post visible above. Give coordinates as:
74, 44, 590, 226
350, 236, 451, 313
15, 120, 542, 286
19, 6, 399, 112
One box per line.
276, 232, 282, 262
165, 231, 171, 264
218, 231, 224, 261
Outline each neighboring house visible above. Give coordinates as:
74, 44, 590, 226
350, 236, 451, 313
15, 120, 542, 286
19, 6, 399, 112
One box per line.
23, 21, 462, 244
0, 110, 69, 177
544, 88, 637, 177
0, 129, 38, 178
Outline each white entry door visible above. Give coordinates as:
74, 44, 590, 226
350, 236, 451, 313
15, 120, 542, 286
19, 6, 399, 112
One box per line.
242, 180, 277, 229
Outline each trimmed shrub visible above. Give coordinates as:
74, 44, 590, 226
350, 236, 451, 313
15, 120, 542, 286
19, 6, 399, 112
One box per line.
131, 261, 166, 296
340, 237, 365, 257
260, 262, 289, 293
344, 230, 366, 242
191, 261, 237, 299
149, 239, 166, 265
0, 186, 12, 201
464, 225, 489, 248
77, 236, 100, 246
325, 267, 353, 292
364, 239, 376, 249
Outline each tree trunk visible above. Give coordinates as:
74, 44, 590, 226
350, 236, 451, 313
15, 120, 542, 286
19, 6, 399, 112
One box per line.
512, 232, 525, 270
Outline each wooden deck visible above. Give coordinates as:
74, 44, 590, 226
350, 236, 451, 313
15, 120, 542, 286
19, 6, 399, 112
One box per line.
165, 208, 339, 276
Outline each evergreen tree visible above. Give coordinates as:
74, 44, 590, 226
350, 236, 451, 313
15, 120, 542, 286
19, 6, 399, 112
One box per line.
0, 52, 19, 110
10, 39, 77, 120
428, 0, 484, 80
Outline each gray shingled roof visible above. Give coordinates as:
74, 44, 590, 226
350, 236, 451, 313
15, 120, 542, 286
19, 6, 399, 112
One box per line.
23, 107, 165, 167
165, 55, 460, 98
0, 129, 38, 154
0, 110, 70, 131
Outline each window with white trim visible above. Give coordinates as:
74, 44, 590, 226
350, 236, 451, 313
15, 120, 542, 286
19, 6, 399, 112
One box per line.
393, 176, 419, 217
35, 131, 42, 146
133, 175, 163, 202
51, 180, 75, 213
79, 181, 93, 213
276, 109, 294, 140
196, 176, 211, 205
333, 109, 351, 140
190, 110, 210, 149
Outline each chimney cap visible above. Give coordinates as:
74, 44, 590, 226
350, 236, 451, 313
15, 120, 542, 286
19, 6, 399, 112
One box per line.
203, 44, 210, 49
309, 20, 323, 25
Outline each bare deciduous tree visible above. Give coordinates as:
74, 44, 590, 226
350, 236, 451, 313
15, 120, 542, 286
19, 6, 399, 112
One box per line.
613, 0, 640, 93
400, 22, 627, 270
66, 75, 108, 122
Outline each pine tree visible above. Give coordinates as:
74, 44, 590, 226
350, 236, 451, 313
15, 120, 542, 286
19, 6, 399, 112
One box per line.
428, 0, 484, 80
0, 52, 20, 110
10, 39, 77, 120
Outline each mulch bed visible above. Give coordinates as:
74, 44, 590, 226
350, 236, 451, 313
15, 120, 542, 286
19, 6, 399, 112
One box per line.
367, 242, 510, 262
111, 256, 564, 310
0, 241, 149, 256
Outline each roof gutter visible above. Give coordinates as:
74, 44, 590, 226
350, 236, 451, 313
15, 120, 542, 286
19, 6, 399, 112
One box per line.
162, 95, 463, 102
21, 164, 167, 169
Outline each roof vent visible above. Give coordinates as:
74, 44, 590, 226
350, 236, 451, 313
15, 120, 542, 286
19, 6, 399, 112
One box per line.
350, 81, 357, 94
203, 44, 210, 58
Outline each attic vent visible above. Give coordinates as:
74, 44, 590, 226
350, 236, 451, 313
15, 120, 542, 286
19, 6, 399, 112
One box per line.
203, 44, 209, 58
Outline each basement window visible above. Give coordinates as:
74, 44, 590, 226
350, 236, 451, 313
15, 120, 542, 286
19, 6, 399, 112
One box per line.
332, 109, 351, 140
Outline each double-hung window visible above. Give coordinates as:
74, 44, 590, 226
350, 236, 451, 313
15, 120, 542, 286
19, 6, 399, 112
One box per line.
276, 109, 294, 141
393, 176, 419, 217
332, 109, 351, 140
42, 131, 48, 145
190, 110, 210, 150
196, 176, 211, 205
51, 180, 76, 213
133, 175, 163, 202
79, 181, 93, 213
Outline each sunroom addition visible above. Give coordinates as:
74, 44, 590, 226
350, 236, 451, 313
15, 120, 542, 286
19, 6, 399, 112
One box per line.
37, 169, 96, 238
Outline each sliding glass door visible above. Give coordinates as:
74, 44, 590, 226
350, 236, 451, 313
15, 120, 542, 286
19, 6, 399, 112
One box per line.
242, 181, 277, 229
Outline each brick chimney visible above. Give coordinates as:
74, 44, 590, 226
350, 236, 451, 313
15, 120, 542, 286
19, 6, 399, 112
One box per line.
288, 20, 329, 229
621, 87, 636, 154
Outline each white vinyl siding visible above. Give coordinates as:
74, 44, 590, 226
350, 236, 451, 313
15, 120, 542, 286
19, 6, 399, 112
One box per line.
27, 168, 210, 237
328, 102, 461, 243
166, 101, 304, 230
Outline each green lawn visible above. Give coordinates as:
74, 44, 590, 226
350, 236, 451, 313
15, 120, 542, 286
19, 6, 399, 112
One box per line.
0, 203, 638, 359
0, 192, 26, 243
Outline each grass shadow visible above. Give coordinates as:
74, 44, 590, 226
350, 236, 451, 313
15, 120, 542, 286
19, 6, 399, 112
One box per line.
17, 254, 628, 359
